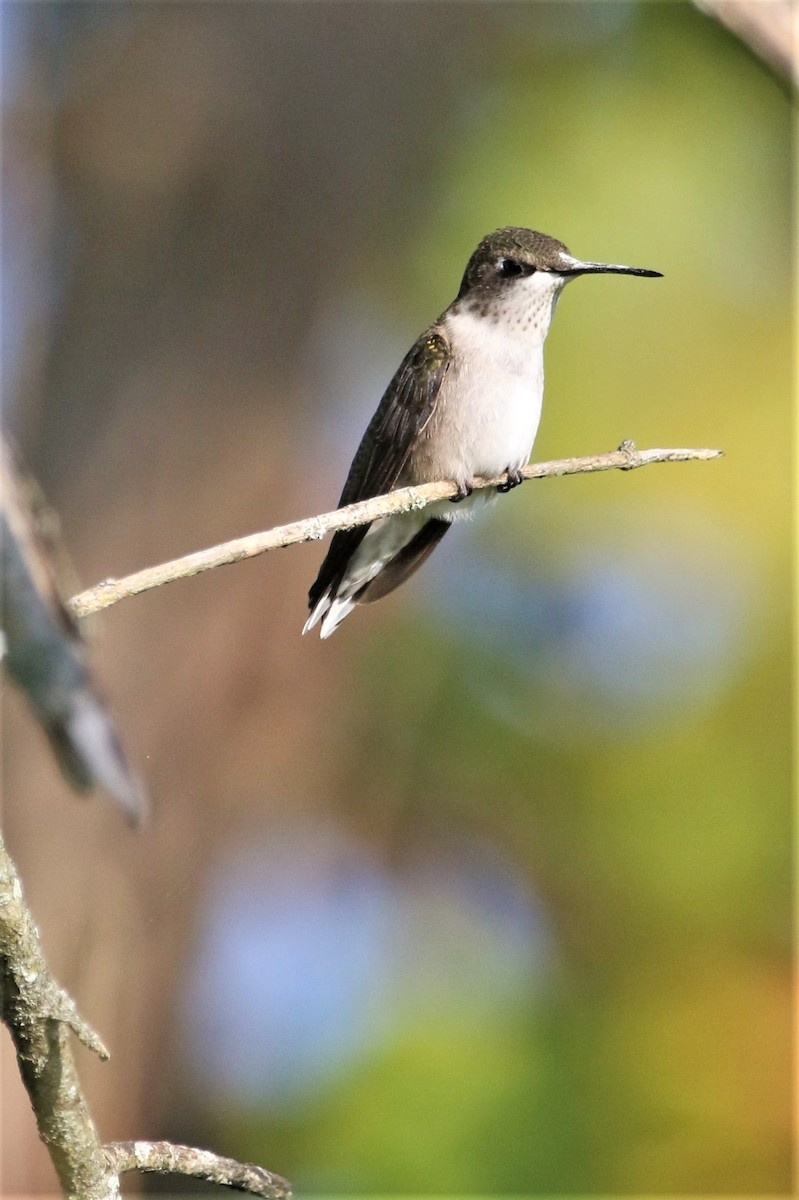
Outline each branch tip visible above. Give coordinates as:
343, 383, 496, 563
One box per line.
105, 1141, 291, 1198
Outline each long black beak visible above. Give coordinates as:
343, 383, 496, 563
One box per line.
560, 259, 662, 278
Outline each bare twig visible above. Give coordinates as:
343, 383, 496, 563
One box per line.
0, 832, 120, 1200
68, 443, 723, 619
105, 1141, 292, 1198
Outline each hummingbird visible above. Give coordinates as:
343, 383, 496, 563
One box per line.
305, 226, 661, 638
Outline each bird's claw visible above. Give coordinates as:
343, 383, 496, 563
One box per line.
497, 467, 525, 493
450, 480, 474, 503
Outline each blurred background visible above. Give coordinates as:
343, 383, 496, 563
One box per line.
1, 1, 792, 1194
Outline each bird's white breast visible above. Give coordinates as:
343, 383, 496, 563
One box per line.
411, 273, 564, 509
442, 306, 544, 477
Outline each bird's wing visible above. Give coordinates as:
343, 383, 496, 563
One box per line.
308, 328, 451, 611
340, 328, 451, 504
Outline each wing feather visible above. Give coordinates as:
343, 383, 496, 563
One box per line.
308, 328, 451, 612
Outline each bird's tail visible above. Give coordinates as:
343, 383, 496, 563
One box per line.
304, 518, 450, 638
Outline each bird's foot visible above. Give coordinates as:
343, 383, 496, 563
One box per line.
497, 467, 525, 493
450, 479, 474, 503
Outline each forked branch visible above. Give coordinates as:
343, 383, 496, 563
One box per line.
0, 832, 290, 1198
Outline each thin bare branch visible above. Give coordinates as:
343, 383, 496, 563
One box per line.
104, 1141, 291, 1198
68, 442, 723, 619
0, 833, 120, 1200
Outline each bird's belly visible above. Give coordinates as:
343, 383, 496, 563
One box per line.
411, 364, 543, 487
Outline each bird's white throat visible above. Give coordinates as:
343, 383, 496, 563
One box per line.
457, 268, 569, 348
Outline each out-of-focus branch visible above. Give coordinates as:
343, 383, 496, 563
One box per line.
0, 832, 119, 1200
694, 0, 798, 87
104, 1141, 292, 1198
1, 438, 146, 822
68, 442, 723, 619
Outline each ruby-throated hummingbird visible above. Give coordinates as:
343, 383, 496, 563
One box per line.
305, 226, 661, 638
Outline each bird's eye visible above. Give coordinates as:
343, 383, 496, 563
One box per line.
497, 258, 530, 278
